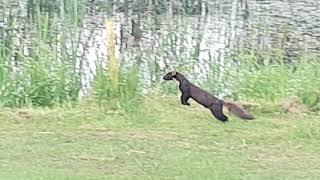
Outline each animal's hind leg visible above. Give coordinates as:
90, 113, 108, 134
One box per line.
209, 102, 228, 122
180, 93, 190, 106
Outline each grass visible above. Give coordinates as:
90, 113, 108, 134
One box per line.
2, 0, 319, 110
0, 96, 319, 179
1, 2, 320, 178
225, 50, 320, 107
0, 0, 88, 107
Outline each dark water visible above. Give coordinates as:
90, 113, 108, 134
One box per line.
1, 0, 320, 95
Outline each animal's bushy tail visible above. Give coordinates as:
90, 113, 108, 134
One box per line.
223, 100, 255, 120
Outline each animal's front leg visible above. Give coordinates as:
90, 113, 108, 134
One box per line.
180, 93, 190, 106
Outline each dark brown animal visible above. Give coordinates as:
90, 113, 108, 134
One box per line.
163, 70, 228, 122
163, 70, 255, 122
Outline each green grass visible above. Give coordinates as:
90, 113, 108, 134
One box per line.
0, 97, 319, 179
0, 0, 88, 107
228, 50, 320, 107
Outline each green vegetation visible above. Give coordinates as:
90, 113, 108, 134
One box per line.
230, 49, 320, 108
0, 97, 319, 179
1, 0, 87, 107
1, 0, 319, 110
1, 0, 320, 179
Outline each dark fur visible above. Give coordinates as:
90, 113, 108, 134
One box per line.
163, 71, 228, 122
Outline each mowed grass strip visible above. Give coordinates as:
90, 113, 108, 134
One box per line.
0, 97, 319, 179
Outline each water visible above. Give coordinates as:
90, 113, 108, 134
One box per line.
1, 0, 320, 96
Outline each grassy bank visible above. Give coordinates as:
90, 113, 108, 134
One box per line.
0, 97, 319, 179
1, 1, 320, 179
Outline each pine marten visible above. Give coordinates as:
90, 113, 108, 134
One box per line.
163, 70, 255, 122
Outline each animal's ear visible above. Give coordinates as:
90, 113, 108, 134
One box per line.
171, 67, 176, 76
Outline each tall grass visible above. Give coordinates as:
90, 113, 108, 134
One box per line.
106, 19, 119, 92
1, 0, 319, 114
0, 0, 86, 107
1, 0, 143, 112
92, 19, 141, 113
228, 49, 320, 108
93, 63, 141, 113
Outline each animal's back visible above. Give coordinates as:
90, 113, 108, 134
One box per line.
189, 85, 220, 107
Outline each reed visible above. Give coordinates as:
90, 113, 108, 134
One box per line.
1, 0, 319, 113
106, 19, 119, 93
227, 49, 320, 108
91, 19, 142, 113
0, 0, 86, 107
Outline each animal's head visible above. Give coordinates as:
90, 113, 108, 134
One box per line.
163, 70, 177, 80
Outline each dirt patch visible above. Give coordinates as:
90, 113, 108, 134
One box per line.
279, 96, 309, 115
